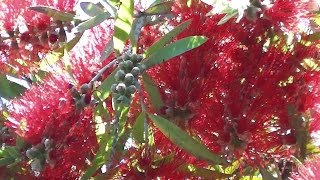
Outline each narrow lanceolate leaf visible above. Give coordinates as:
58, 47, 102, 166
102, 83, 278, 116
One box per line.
40, 33, 83, 70
142, 74, 164, 112
132, 112, 146, 143
29, 6, 76, 21
0, 75, 26, 100
80, 2, 105, 17
113, 0, 134, 54
130, 16, 145, 53
217, 11, 238, 25
75, 11, 111, 33
81, 103, 110, 179
144, 19, 192, 57
148, 114, 228, 165
179, 164, 232, 179
143, 36, 208, 69
100, 39, 114, 62
144, 1, 173, 16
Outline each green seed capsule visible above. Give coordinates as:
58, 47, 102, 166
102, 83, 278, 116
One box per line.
118, 62, 126, 70
115, 70, 126, 81
124, 60, 134, 71
127, 85, 137, 94
116, 83, 126, 94
26, 147, 39, 159
124, 73, 135, 85
131, 67, 140, 77
130, 54, 138, 63
137, 63, 146, 72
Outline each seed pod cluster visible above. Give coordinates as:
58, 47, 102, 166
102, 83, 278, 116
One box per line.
112, 53, 145, 106
69, 83, 92, 108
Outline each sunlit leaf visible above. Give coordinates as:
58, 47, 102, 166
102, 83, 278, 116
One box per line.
29, 6, 76, 21
113, 0, 134, 54
144, 19, 192, 57
100, 39, 114, 62
142, 74, 164, 111
144, 1, 173, 15
148, 114, 228, 165
132, 112, 146, 143
75, 11, 111, 33
217, 10, 237, 25
130, 16, 145, 53
143, 36, 208, 69
0, 75, 26, 100
80, 2, 105, 17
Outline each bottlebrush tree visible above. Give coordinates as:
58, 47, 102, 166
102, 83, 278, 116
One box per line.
0, 0, 320, 179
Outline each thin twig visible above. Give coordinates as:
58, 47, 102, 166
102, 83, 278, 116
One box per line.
89, 59, 117, 86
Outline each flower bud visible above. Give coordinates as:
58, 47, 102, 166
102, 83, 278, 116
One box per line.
122, 53, 131, 61
124, 60, 134, 71
130, 54, 138, 63
137, 64, 146, 72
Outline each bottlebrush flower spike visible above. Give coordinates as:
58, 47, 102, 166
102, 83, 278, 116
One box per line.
144, 0, 320, 168
0, 0, 76, 74
291, 156, 320, 180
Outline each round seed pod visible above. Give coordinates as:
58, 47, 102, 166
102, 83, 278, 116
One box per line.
137, 54, 143, 62
130, 54, 138, 63
131, 67, 140, 77
111, 84, 118, 93
127, 85, 137, 94
115, 70, 126, 81
124, 60, 134, 71
80, 83, 90, 94
118, 61, 126, 70
137, 63, 146, 72
116, 83, 126, 94
124, 73, 135, 85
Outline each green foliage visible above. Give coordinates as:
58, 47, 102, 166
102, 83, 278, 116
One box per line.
75, 12, 111, 32
113, 0, 134, 54
144, 19, 192, 57
142, 74, 164, 112
0, 75, 26, 100
28, 6, 77, 21
148, 114, 228, 165
143, 36, 208, 69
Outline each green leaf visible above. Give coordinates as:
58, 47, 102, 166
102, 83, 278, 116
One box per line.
217, 10, 238, 25
179, 164, 232, 179
142, 74, 164, 111
0, 75, 26, 99
96, 69, 116, 101
80, 2, 105, 17
100, 39, 114, 62
113, 0, 134, 54
0, 157, 15, 166
29, 6, 76, 21
39, 33, 83, 70
130, 16, 145, 53
5, 147, 19, 158
132, 112, 146, 143
75, 11, 111, 33
144, 1, 173, 15
144, 19, 192, 57
148, 114, 228, 165
143, 36, 208, 69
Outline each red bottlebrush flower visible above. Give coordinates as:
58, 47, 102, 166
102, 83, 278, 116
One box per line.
6, 74, 97, 179
291, 156, 320, 180
142, 0, 320, 168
